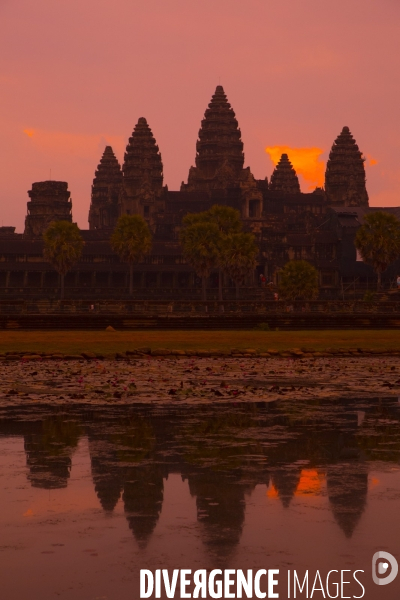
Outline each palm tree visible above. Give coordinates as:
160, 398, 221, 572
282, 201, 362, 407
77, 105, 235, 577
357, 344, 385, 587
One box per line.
111, 214, 152, 295
207, 206, 242, 301
355, 211, 400, 290
43, 221, 84, 299
220, 232, 258, 300
179, 221, 220, 301
182, 205, 242, 300
278, 260, 319, 301
207, 205, 242, 234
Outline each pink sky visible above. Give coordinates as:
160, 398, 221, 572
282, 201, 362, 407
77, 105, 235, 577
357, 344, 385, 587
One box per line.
1, 0, 400, 231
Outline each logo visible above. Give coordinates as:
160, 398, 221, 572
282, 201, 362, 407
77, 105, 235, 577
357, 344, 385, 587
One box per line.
372, 551, 398, 586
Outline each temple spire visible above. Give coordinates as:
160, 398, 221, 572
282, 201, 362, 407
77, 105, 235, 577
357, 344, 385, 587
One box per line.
121, 118, 164, 220
88, 146, 122, 231
269, 154, 301, 194
325, 126, 369, 207
183, 86, 245, 192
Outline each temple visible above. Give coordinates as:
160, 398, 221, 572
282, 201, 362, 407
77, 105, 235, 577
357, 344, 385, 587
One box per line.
0, 85, 397, 299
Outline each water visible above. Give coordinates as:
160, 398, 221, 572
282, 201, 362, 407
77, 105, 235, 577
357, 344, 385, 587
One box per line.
0, 398, 400, 599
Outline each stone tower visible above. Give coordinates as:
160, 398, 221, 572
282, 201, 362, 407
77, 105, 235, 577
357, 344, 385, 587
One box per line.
325, 126, 369, 207
121, 118, 164, 224
269, 154, 301, 194
24, 181, 72, 237
183, 85, 245, 192
88, 146, 122, 230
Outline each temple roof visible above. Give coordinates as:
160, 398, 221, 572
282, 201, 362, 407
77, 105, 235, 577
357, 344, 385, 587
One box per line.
269, 154, 301, 194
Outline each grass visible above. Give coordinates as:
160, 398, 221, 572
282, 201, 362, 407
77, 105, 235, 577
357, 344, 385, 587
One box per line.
0, 330, 399, 355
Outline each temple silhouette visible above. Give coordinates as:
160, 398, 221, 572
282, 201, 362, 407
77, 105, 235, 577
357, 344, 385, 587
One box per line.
1, 85, 396, 298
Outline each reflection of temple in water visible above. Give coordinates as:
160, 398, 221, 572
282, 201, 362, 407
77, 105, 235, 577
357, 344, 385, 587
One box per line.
271, 466, 302, 508
88, 416, 166, 549
24, 433, 72, 489
2, 399, 398, 550
123, 465, 164, 549
187, 468, 258, 560
88, 436, 124, 511
23, 418, 79, 489
326, 464, 368, 538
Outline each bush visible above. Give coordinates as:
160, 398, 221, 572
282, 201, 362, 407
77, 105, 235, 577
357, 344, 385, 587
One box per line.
279, 260, 319, 301
254, 322, 270, 331
363, 291, 375, 303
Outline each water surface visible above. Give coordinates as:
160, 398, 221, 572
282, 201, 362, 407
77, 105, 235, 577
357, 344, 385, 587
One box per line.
1, 397, 400, 599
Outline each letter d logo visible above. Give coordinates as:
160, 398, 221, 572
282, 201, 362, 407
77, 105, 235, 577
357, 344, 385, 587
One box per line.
372, 551, 398, 586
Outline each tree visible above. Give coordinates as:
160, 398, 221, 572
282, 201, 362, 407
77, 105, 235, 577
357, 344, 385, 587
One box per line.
278, 260, 319, 301
182, 205, 242, 300
207, 206, 242, 301
355, 211, 400, 290
43, 221, 84, 299
179, 221, 220, 301
220, 232, 258, 300
207, 205, 242, 235
111, 214, 152, 295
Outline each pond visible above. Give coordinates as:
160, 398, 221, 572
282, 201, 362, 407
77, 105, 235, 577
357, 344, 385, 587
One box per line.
0, 397, 400, 599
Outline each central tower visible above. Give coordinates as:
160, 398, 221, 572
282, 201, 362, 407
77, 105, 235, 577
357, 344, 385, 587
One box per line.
183, 86, 245, 192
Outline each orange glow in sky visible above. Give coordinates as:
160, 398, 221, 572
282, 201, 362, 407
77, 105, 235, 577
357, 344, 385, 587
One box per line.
265, 146, 325, 190
23, 128, 124, 161
365, 154, 378, 166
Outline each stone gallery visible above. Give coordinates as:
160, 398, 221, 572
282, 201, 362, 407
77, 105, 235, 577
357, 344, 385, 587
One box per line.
0, 86, 396, 299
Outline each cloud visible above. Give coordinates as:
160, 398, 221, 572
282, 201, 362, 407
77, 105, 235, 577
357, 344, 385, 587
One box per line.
265, 145, 325, 190
22, 128, 124, 162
